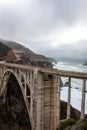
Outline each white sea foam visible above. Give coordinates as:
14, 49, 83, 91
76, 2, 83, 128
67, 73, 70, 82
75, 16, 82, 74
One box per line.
55, 61, 87, 113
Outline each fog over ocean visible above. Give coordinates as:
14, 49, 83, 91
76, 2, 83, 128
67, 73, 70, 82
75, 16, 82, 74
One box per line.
54, 61, 87, 113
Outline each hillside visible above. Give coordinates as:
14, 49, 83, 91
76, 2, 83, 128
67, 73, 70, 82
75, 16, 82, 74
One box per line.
0, 42, 17, 61
1, 39, 34, 55
0, 39, 52, 68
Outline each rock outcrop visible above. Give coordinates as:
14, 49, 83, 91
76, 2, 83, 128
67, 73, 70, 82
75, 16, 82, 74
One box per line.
83, 62, 87, 66
60, 100, 81, 121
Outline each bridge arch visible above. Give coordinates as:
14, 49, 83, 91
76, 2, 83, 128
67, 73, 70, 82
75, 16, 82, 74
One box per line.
0, 69, 32, 129
0, 63, 58, 130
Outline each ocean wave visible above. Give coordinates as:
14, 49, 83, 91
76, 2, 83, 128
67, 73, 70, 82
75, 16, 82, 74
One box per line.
56, 61, 87, 113
55, 61, 87, 72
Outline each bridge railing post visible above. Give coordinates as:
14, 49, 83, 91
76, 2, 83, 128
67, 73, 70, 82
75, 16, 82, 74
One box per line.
67, 77, 71, 119
81, 79, 86, 119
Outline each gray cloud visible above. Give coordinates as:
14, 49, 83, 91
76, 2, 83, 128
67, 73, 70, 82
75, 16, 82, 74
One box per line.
0, 0, 87, 61
0, 0, 87, 37
26, 40, 87, 61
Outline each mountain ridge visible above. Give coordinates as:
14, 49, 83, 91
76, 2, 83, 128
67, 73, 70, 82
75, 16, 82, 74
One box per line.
0, 39, 52, 68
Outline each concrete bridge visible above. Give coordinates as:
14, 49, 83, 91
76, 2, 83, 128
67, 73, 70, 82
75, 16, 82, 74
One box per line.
0, 63, 87, 130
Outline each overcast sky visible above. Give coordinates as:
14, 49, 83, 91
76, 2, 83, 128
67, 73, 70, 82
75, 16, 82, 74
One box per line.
0, 0, 87, 60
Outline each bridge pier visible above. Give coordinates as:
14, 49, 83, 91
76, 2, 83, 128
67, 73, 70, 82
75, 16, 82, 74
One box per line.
33, 72, 57, 130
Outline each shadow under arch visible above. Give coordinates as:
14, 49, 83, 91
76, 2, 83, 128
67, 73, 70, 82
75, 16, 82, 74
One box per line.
0, 70, 32, 130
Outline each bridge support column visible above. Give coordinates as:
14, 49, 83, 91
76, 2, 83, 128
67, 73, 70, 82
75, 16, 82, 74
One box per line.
33, 72, 57, 130
67, 77, 71, 119
51, 75, 58, 130
81, 79, 86, 119
57, 76, 60, 125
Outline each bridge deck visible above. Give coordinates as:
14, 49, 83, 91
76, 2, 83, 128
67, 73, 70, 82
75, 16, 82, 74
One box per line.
0, 63, 87, 79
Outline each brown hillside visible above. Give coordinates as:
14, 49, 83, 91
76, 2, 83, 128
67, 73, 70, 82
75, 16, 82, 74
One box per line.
0, 39, 52, 68
0, 42, 16, 61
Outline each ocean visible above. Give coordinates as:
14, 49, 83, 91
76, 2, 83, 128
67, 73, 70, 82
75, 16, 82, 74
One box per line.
54, 61, 87, 114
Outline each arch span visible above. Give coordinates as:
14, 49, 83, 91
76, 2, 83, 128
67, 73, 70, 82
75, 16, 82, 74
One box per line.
0, 69, 32, 129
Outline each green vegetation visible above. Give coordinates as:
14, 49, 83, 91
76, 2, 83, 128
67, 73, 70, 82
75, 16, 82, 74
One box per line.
57, 118, 76, 130
57, 119, 87, 130
82, 119, 87, 130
